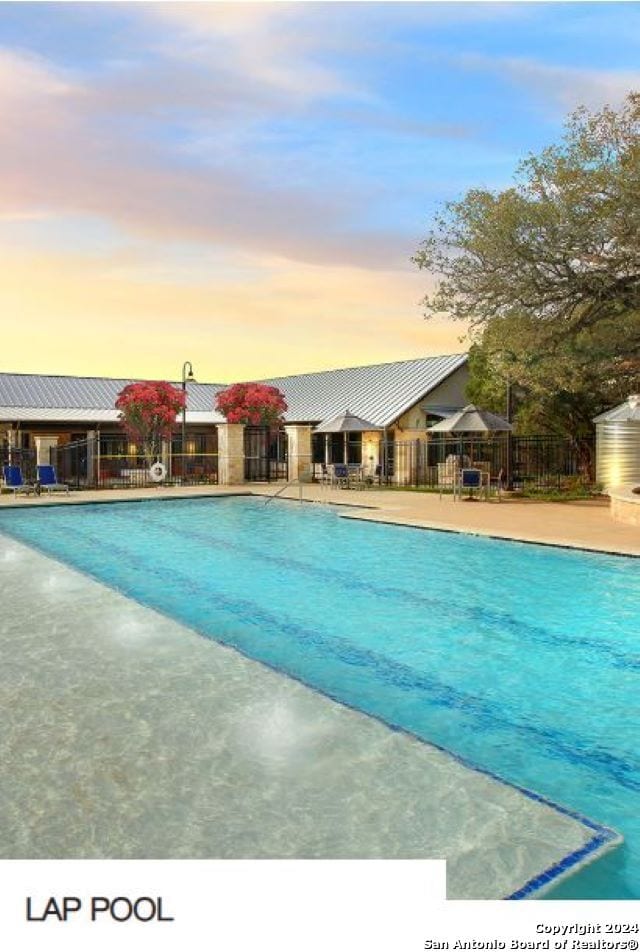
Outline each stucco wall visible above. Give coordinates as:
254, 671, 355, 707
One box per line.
394, 363, 469, 438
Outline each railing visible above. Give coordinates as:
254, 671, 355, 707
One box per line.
50, 436, 218, 489
263, 471, 315, 505
378, 435, 595, 491
3, 432, 594, 495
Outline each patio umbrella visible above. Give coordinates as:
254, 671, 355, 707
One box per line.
428, 404, 512, 483
314, 410, 382, 465
427, 404, 512, 433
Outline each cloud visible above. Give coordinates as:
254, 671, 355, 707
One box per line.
0, 46, 413, 270
460, 53, 640, 113
144, 2, 365, 101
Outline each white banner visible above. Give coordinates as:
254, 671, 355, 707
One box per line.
0, 860, 638, 952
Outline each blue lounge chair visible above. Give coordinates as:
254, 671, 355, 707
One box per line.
2, 465, 36, 496
37, 465, 69, 494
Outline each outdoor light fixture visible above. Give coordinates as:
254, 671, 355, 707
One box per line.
181, 361, 196, 458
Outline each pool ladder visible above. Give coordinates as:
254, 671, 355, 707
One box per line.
263, 472, 325, 506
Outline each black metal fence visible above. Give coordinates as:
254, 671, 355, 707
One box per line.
50, 434, 218, 489
2, 430, 595, 494
244, 427, 288, 481
380, 435, 595, 490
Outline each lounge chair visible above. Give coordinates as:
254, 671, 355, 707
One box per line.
37, 465, 69, 494
2, 465, 36, 496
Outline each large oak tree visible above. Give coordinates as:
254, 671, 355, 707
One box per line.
414, 92, 640, 445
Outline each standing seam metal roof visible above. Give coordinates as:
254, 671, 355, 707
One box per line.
261, 353, 467, 427
0, 373, 225, 413
0, 354, 467, 428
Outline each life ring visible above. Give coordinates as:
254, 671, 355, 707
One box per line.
149, 461, 167, 483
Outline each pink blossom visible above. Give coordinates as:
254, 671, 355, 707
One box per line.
116, 381, 186, 460
215, 383, 287, 426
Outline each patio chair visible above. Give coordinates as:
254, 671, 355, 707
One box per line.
438, 455, 462, 499
347, 464, 365, 489
332, 463, 349, 488
37, 465, 70, 494
438, 455, 461, 488
2, 465, 36, 496
488, 468, 505, 501
456, 468, 483, 501
317, 463, 332, 485
364, 464, 383, 487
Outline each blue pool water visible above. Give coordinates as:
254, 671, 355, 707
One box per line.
1, 496, 638, 897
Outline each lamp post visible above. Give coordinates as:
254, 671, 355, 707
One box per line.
181, 361, 195, 461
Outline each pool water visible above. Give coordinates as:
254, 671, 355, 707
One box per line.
1, 496, 638, 898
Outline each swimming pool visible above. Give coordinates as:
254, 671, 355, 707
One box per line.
1, 496, 638, 898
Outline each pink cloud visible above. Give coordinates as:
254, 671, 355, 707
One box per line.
0, 47, 411, 270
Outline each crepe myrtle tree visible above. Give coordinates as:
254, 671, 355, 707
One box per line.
115, 381, 186, 465
215, 382, 287, 426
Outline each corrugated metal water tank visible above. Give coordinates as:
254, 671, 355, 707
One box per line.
594, 395, 640, 486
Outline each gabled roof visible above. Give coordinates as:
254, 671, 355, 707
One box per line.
263, 353, 467, 427
0, 372, 226, 424
0, 353, 467, 428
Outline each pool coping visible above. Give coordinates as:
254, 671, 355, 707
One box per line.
337, 509, 640, 560
2, 487, 638, 558
0, 502, 625, 898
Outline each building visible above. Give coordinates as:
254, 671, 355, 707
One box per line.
0, 353, 468, 483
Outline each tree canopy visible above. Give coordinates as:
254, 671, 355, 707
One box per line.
116, 381, 185, 463
215, 383, 287, 426
414, 92, 640, 439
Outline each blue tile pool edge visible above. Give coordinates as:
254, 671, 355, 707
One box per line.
507, 829, 622, 899
0, 490, 254, 510
0, 490, 378, 513
0, 519, 624, 898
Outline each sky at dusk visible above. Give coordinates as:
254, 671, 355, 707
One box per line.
1, 1, 638, 383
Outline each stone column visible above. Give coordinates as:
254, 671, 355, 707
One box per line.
34, 435, 60, 467
284, 424, 312, 481
217, 423, 245, 485
361, 431, 380, 479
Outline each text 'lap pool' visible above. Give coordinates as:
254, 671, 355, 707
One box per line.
0, 496, 638, 898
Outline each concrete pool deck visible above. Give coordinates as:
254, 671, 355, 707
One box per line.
2, 482, 637, 555
0, 527, 621, 899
